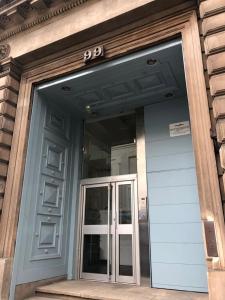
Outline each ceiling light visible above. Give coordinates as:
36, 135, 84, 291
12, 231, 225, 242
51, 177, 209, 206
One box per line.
147, 58, 157, 65
61, 86, 71, 91
85, 105, 91, 112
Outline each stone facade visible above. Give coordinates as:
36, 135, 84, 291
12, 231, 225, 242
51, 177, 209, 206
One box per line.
0, 0, 224, 299
199, 0, 225, 221
0, 59, 20, 225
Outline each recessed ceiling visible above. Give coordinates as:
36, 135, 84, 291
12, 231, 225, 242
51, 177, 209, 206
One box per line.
37, 39, 186, 120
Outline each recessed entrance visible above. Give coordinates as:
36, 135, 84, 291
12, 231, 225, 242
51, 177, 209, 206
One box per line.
10, 38, 208, 299
79, 112, 139, 284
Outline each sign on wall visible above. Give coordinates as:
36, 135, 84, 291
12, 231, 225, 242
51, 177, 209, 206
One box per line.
169, 121, 190, 137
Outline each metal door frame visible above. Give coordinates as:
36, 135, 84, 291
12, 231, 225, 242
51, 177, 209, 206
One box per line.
115, 180, 137, 284
77, 174, 140, 284
80, 182, 111, 282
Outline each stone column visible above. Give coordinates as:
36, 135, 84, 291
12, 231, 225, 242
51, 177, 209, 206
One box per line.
0, 57, 21, 300
199, 1, 225, 299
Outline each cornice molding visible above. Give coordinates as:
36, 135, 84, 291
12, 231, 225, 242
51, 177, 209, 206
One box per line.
0, 0, 89, 43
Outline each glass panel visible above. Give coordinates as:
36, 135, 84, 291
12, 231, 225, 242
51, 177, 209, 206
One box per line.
83, 235, 108, 274
119, 235, 133, 276
84, 186, 108, 225
119, 184, 132, 224
83, 114, 137, 178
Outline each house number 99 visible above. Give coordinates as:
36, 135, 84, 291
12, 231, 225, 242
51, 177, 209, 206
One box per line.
83, 46, 104, 63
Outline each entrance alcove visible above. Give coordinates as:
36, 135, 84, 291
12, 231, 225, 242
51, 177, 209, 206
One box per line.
10, 39, 208, 299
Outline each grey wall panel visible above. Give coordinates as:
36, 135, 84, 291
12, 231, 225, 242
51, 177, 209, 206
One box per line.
144, 98, 208, 292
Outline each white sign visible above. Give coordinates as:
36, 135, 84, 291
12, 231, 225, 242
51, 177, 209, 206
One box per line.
169, 121, 190, 137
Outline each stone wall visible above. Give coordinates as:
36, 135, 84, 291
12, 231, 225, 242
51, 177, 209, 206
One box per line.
0, 59, 20, 226
199, 0, 225, 221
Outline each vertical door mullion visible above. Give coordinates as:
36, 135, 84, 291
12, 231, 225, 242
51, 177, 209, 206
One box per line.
80, 185, 86, 279
111, 182, 116, 282
115, 182, 119, 282
107, 183, 110, 281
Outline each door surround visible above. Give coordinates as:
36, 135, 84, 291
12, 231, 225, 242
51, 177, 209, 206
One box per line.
1, 9, 225, 298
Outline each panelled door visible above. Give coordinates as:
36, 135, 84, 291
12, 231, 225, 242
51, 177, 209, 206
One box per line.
11, 95, 73, 286
80, 175, 138, 284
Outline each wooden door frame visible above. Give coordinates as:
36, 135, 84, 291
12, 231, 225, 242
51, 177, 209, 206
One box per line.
1, 9, 225, 296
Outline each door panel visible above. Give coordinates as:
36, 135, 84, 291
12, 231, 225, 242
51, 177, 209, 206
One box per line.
144, 98, 208, 292
12, 93, 73, 285
118, 235, 133, 277
81, 183, 111, 281
115, 181, 135, 284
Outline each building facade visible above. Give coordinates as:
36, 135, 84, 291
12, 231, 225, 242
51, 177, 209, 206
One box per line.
0, 0, 225, 299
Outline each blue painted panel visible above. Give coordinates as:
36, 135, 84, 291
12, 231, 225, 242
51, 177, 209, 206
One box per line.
151, 263, 208, 292
10, 92, 81, 299
150, 203, 202, 223
150, 185, 199, 205
150, 223, 203, 243
146, 137, 193, 156
147, 168, 198, 187
144, 98, 208, 292
151, 243, 206, 265
144, 99, 189, 142
146, 151, 195, 172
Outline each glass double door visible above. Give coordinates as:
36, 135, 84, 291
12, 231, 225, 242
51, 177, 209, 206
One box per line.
80, 176, 137, 284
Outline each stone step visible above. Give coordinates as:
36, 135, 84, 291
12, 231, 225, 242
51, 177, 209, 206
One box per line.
35, 280, 208, 300
25, 297, 61, 300
35, 292, 90, 300
26, 295, 87, 300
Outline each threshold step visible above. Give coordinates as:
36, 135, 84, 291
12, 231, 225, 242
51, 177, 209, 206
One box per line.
25, 297, 60, 300
36, 280, 208, 300
26, 296, 86, 300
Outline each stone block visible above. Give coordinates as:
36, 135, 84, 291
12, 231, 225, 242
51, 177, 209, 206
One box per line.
210, 73, 225, 96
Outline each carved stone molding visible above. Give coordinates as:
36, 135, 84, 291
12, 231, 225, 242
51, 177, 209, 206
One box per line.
0, 44, 10, 61
0, 57, 22, 80
0, 0, 90, 43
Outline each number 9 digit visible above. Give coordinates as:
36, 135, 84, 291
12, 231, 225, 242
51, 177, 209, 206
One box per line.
93, 46, 103, 58
84, 50, 92, 62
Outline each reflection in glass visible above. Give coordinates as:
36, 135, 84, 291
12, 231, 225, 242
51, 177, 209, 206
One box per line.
119, 184, 132, 224
83, 235, 108, 274
84, 187, 108, 225
83, 114, 137, 178
119, 235, 133, 276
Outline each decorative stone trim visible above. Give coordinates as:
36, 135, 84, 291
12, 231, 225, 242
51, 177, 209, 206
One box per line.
0, 0, 89, 43
0, 44, 10, 61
